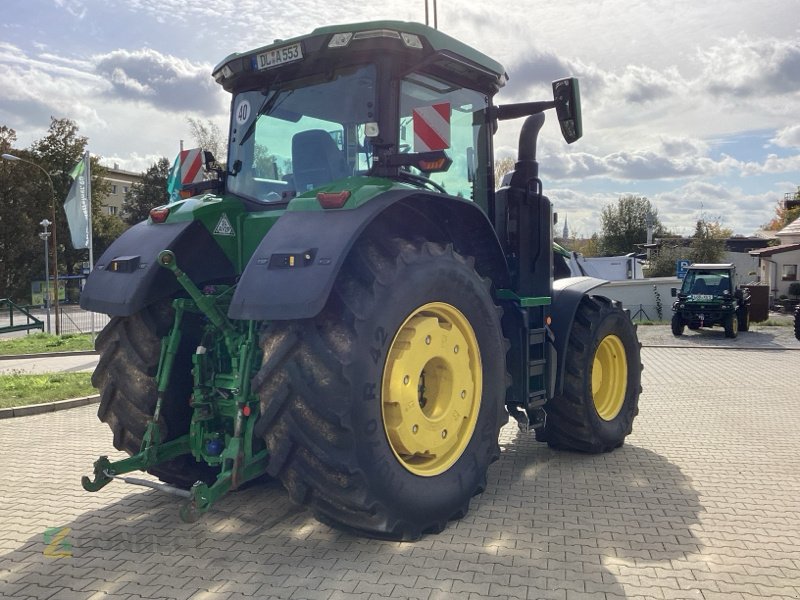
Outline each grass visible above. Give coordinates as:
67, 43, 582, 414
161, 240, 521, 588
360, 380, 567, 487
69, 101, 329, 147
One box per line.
0, 372, 96, 408
0, 332, 95, 356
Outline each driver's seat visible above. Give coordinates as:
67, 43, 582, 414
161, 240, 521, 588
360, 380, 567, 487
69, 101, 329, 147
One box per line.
692, 278, 709, 294
291, 130, 348, 192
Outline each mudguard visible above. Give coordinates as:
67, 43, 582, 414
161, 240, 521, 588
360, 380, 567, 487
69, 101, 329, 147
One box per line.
80, 220, 235, 316
228, 189, 508, 321
550, 276, 608, 394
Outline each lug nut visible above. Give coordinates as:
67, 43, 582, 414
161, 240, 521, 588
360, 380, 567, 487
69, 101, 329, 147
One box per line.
412, 425, 419, 434
425, 335, 431, 345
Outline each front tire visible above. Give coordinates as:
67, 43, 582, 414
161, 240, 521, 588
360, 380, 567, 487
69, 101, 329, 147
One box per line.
671, 314, 685, 336
539, 296, 641, 453
253, 236, 507, 540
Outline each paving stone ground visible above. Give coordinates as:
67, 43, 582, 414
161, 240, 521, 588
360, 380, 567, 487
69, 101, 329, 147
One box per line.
1, 344, 799, 600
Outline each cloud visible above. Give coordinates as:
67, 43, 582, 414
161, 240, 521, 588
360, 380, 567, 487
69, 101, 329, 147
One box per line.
699, 34, 800, 97
772, 125, 800, 148
94, 49, 223, 115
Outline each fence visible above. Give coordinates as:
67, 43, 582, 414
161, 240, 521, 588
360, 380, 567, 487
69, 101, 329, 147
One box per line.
57, 306, 111, 335
0, 299, 45, 334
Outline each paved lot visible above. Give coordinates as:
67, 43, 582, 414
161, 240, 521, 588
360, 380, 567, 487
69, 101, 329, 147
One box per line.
1, 344, 799, 600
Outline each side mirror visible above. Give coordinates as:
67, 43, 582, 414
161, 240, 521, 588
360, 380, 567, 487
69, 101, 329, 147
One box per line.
552, 77, 583, 144
671, 288, 677, 297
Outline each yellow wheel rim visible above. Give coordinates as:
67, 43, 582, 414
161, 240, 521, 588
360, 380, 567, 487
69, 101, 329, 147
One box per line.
381, 302, 482, 477
592, 334, 628, 421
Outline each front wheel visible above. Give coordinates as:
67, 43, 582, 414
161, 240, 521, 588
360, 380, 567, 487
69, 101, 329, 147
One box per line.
538, 296, 641, 453
671, 314, 685, 336
253, 236, 507, 540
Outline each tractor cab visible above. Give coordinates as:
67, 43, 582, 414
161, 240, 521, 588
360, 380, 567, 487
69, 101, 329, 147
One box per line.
214, 21, 506, 208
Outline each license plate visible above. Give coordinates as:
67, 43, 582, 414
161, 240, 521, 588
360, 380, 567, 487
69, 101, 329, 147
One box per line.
256, 43, 303, 70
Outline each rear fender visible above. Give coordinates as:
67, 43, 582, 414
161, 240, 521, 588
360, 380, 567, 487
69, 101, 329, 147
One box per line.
228, 190, 509, 320
550, 276, 608, 394
80, 220, 236, 316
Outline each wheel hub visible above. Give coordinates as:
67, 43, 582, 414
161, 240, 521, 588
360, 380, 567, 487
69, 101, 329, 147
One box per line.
382, 302, 482, 476
591, 334, 627, 421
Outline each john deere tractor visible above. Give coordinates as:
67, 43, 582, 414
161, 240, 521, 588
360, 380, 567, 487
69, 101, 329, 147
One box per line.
81, 21, 641, 540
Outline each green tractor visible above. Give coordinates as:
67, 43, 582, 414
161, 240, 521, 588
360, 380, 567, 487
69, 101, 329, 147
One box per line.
670, 263, 750, 338
81, 21, 641, 540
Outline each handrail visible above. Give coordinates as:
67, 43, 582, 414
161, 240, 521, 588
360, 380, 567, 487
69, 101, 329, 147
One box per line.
0, 298, 44, 334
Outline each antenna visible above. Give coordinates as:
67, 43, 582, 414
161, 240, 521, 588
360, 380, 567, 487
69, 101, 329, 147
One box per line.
424, 0, 438, 29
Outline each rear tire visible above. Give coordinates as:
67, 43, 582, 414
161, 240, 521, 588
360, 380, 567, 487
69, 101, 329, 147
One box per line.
738, 306, 750, 332
724, 313, 738, 338
794, 304, 800, 341
92, 301, 217, 489
539, 296, 641, 453
253, 235, 507, 540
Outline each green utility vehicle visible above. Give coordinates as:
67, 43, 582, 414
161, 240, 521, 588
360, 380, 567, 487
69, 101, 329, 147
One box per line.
81, 21, 642, 539
671, 263, 750, 338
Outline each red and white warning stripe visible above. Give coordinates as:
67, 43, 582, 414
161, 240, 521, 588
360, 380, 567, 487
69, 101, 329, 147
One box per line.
179, 148, 204, 186
413, 103, 451, 152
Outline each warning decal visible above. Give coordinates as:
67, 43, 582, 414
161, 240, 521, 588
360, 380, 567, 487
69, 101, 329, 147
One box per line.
214, 213, 235, 236
413, 103, 451, 152
179, 148, 204, 186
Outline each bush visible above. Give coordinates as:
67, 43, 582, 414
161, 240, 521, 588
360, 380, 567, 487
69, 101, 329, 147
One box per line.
789, 282, 800, 298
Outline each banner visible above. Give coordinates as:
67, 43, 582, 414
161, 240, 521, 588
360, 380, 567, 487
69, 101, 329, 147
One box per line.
63, 154, 90, 249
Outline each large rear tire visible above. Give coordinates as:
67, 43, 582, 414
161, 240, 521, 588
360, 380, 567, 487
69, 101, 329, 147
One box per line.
539, 296, 641, 453
253, 236, 507, 540
92, 302, 217, 488
724, 313, 738, 338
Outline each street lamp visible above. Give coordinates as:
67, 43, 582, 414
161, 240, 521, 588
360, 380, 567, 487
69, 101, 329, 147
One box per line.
2, 153, 60, 334
39, 219, 52, 333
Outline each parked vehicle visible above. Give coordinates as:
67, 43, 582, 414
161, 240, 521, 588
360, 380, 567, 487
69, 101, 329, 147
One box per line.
671, 264, 750, 338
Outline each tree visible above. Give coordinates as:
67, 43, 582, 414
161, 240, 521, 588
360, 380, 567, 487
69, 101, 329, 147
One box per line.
122, 158, 171, 225
689, 218, 731, 264
645, 243, 685, 277
0, 118, 122, 302
187, 117, 226, 164
494, 156, 515, 186
0, 127, 50, 300
762, 188, 800, 231
599, 195, 665, 256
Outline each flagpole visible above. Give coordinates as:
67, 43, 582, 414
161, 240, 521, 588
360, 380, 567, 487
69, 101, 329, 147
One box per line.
85, 150, 95, 340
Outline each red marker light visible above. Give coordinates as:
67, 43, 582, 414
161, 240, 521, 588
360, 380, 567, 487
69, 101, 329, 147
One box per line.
149, 206, 170, 223
317, 190, 351, 209
242, 405, 251, 417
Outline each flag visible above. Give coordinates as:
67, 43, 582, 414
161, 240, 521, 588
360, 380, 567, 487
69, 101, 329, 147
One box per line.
63, 154, 90, 249
166, 154, 181, 203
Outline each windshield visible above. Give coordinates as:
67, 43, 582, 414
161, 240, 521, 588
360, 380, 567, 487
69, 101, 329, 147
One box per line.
227, 64, 377, 202
680, 269, 733, 296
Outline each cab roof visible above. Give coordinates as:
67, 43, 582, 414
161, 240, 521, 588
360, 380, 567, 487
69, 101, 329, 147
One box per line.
212, 20, 508, 95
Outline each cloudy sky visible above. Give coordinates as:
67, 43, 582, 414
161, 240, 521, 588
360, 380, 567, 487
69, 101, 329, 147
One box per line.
2, 0, 799, 236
